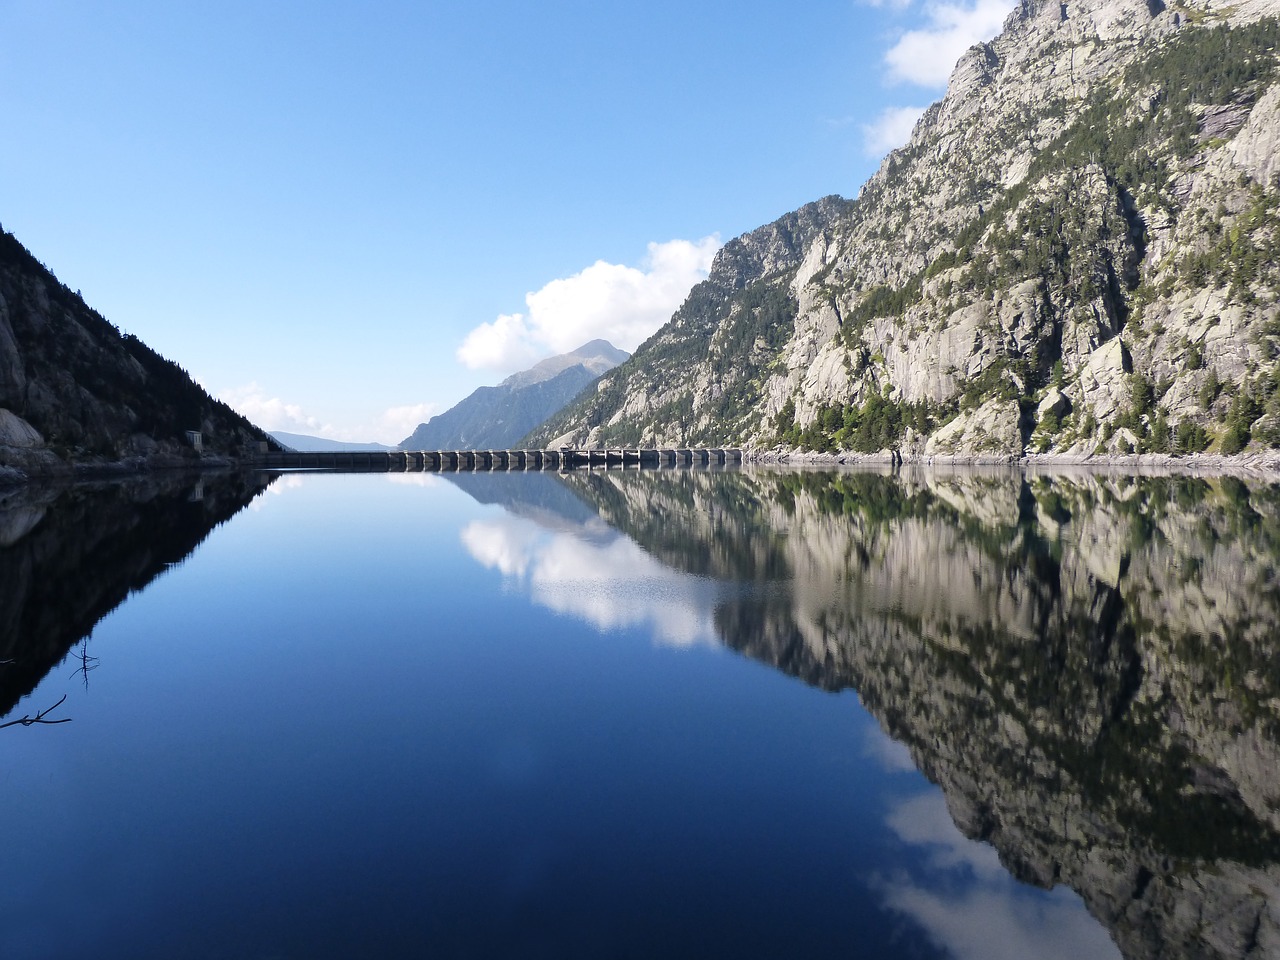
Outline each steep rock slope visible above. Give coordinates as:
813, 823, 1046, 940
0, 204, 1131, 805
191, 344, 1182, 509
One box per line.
532, 0, 1280, 459
0, 230, 269, 478
401, 339, 627, 450
530, 198, 849, 447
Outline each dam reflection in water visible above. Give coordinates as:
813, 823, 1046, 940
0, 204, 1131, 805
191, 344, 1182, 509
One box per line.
2, 465, 1277, 959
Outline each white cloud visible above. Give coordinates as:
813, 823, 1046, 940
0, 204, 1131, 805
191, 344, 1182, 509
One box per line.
885, 0, 1013, 87
220, 382, 326, 435
219, 384, 439, 446
378, 402, 438, 444
457, 236, 721, 374
456, 313, 542, 374
862, 104, 928, 155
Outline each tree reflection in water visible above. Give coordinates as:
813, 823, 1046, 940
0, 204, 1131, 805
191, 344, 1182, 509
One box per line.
0, 471, 271, 728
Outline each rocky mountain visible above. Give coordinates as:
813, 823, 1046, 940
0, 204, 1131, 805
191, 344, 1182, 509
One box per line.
530, 0, 1280, 461
0, 230, 270, 481
504, 338, 630, 390
549, 465, 1280, 959
400, 339, 627, 450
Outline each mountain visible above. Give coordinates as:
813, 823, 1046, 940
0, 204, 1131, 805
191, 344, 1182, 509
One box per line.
0, 230, 270, 480
400, 339, 628, 450
504, 338, 630, 389
530, 0, 1280, 461
269, 432, 395, 453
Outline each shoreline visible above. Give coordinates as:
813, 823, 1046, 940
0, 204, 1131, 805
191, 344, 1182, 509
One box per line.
5, 447, 1280, 487
0, 453, 254, 489
742, 447, 1280, 480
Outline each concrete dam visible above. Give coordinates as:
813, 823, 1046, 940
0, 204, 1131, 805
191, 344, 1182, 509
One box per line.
255, 448, 745, 472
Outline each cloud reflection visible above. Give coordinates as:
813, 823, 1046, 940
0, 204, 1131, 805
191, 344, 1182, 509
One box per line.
862, 725, 919, 774
249, 473, 306, 510
460, 513, 722, 647
886, 792, 1005, 878
878, 789, 1121, 960
384, 472, 444, 488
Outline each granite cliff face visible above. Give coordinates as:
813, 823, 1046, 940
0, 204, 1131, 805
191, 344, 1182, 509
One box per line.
549, 466, 1280, 960
0, 230, 269, 481
529, 198, 849, 448
532, 0, 1280, 461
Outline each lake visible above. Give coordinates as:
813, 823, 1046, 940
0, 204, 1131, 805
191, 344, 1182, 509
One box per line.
1, 464, 1277, 959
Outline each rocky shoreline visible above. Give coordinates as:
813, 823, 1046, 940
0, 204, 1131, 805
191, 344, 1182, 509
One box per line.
743, 446, 1280, 479
5, 447, 1279, 488
0, 452, 251, 488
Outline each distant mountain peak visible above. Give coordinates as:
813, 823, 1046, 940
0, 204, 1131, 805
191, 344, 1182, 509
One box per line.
269, 432, 394, 453
502, 340, 630, 390
399, 340, 629, 450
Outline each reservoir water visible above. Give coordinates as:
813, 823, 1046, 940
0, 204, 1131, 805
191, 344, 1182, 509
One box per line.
1, 465, 1277, 959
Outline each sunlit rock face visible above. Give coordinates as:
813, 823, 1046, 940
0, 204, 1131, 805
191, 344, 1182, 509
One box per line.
541, 466, 1280, 959
532, 0, 1280, 460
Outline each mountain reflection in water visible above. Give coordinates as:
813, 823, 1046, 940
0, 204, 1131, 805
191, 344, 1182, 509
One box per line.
3, 466, 1278, 959
0, 471, 271, 720
453, 466, 1280, 960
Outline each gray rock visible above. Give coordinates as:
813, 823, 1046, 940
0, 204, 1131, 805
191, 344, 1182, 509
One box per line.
0, 408, 42, 448
925, 398, 1024, 457
1079, 338, 1132, 422
1037, 387, 1072, 421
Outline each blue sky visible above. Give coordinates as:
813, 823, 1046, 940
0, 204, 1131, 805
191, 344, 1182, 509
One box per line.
0, 0, 1011, 443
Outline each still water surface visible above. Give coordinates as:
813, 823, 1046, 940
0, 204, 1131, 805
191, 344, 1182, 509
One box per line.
2, 466, 1277, 959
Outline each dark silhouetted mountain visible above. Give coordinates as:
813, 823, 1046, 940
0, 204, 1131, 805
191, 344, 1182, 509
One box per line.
0, 229, 270, 480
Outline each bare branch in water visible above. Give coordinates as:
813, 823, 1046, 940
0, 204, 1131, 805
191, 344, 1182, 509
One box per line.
70, 641, 99, 689
0, 694, 72, 729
